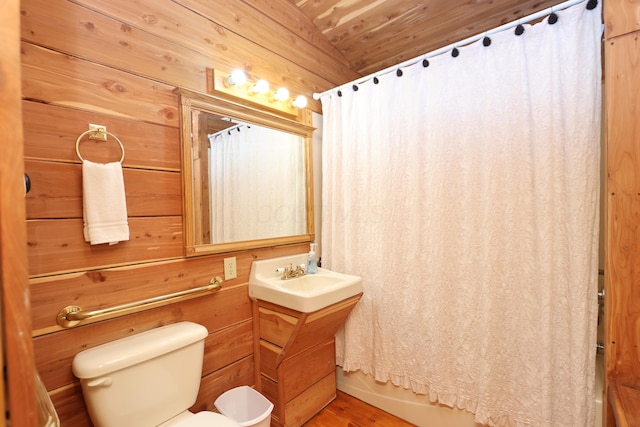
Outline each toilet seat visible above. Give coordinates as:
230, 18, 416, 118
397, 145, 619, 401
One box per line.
166, 412, 242, 427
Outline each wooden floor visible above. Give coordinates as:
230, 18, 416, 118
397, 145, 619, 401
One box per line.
304, 391, 416, 426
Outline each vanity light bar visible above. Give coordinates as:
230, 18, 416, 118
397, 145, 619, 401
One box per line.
250, 79, 270, 95
207, 68, 307, 118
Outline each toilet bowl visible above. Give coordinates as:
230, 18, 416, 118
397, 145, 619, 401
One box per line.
72, 322, 243, 427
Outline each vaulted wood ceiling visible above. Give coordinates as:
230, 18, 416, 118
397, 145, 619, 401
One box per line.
290, 0, 569, 76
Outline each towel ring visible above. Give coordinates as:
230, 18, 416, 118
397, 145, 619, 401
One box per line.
75, 129, 125, 163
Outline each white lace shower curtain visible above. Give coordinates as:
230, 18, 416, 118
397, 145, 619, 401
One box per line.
209, 125, 306, 243
320, 2, 601, 426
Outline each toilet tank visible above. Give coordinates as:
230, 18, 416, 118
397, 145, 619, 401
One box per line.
72, 322, 208, 427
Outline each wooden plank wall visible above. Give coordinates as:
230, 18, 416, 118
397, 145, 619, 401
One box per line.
21, 1, 358, 425
2, 1, 38, 426
603, 0, 640, 425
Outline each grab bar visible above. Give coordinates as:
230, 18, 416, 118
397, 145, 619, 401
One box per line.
56, 276, 223, 328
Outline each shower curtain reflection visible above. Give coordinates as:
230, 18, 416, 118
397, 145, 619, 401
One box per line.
208, 124, 306, 243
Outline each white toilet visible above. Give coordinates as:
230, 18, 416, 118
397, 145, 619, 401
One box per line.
72, 322, 242, 427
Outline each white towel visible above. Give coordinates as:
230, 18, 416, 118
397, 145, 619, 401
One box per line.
82, 160, 129, 245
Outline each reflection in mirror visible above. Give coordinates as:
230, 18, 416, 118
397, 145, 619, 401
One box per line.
175, 87, 315, 256
206, 116, 306, 243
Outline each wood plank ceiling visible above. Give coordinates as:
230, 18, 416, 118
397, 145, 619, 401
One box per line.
290, 0, 570, 77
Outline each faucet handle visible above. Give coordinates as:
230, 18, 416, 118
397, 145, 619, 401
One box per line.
277, 263, 306, 279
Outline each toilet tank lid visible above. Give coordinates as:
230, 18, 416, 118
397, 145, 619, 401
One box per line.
72, 322, 208, 379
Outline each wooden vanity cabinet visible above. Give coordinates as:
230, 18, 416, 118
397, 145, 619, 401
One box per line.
252, 294, 362, 427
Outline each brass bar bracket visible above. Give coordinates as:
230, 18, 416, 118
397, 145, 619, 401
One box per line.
56, 276, 223, 328
88, 124, 107, 141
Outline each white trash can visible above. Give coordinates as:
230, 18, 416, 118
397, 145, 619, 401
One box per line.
214, 386, 273, 427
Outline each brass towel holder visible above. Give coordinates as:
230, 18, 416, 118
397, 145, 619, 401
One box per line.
56, 276, 223, 328
75, 124, 125, 163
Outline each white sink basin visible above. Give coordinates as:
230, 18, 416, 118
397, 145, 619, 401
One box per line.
249, 254, 362, 313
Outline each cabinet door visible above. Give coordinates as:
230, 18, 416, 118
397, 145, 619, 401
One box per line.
284, 295, 362, 357
258, 307, 298, 347
280, 340, 336, 403
283, 373, 336, 427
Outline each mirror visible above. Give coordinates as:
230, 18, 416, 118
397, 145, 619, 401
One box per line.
175, 87, 315, 256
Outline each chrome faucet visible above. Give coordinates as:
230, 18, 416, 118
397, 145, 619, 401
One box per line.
278, 263, 306, 280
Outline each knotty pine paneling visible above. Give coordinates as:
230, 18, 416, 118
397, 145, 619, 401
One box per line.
20, 0, 358, 113
605, 31, 640, 386
31, 255, 248, 334
21, 0, 208, 94
25, 160, 181, 219
21, 43, 179, 127
23, 101, 180, 170
171, 0, 358, 84
604, 0, 640, 40
194, 356, 256, 413
1, 0, 37, 424
27, 217, 184, 276
293, 0, 569, 76
49, 383, 93, 427
239, 0, 356, 72
204, 319, 254, 374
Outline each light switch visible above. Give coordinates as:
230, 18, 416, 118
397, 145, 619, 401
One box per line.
224, 257, 237, 280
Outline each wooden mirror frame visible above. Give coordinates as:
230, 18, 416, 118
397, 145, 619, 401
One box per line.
174, 87, 315, 256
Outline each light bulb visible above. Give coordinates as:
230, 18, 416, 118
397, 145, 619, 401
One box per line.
292, 95, 308, 108
273, 87, 289, 102
226, 69, 247, 87
250, 79, 270, 95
